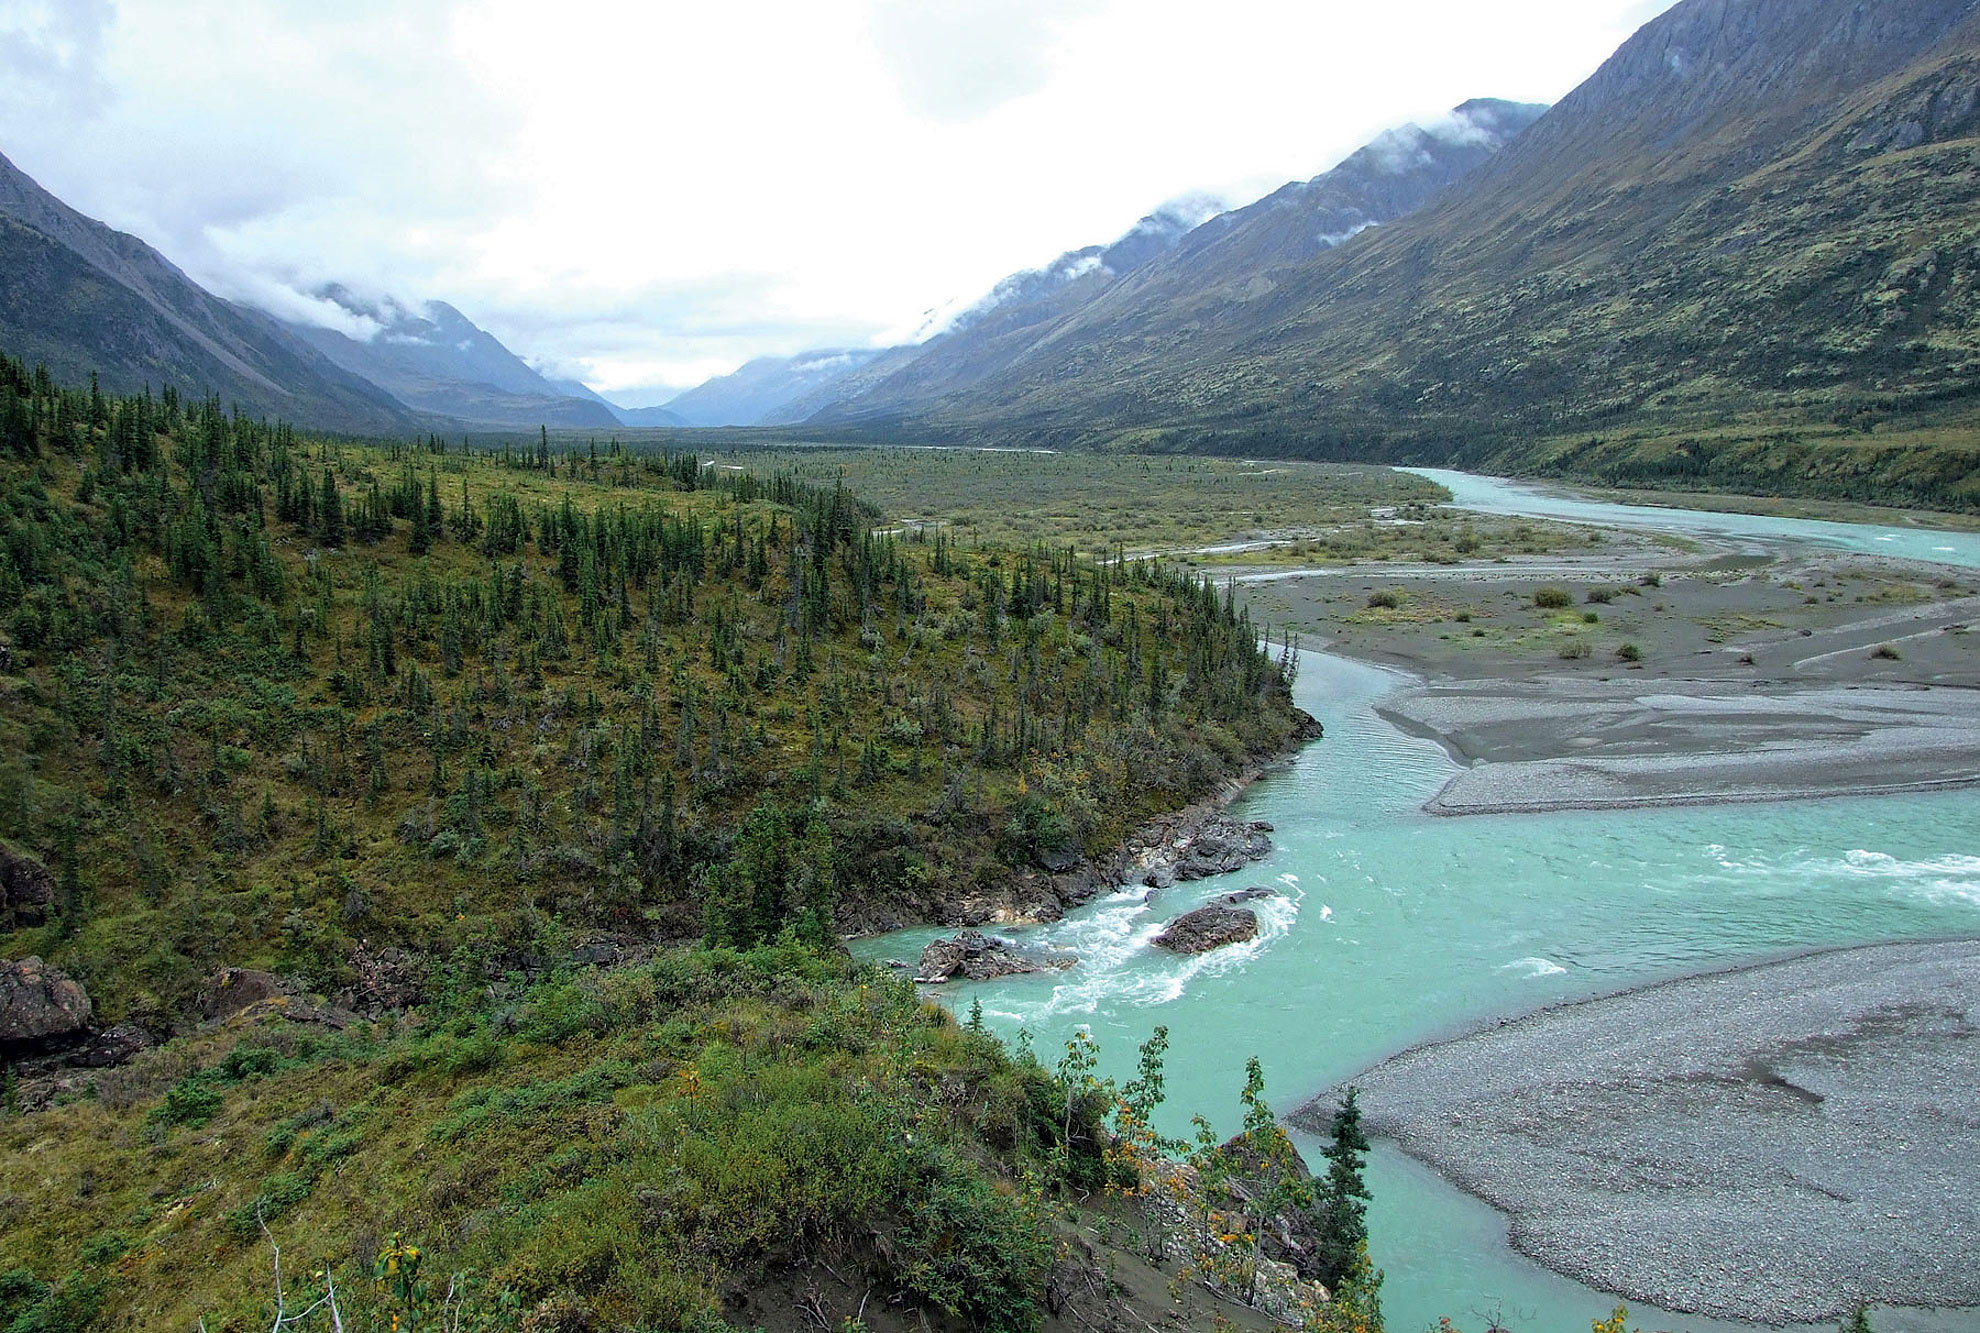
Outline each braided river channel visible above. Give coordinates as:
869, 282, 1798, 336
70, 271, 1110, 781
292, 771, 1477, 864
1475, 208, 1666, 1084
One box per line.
855, 474, 1980, 1332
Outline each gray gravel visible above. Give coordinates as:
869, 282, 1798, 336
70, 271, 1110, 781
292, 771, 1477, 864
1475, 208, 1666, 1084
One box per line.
1296, 940, 1980, 1326
1378, 682, 1980, 815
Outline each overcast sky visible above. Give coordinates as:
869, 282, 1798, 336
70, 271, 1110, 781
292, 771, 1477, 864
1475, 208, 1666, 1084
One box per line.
0, 0, 1677, 404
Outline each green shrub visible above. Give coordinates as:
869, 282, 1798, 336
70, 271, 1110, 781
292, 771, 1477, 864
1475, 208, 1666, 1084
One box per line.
1871, 643, 1902, 660
149, 1077, 225, 1129
224, 1170, 315, 1239
1533, 587, 1573, 609
217, 1044, 281, 1082
1558, 641, 1591, 660
0, 1268, 105, 1333
1364, 589, 1404, 610
894, 1144, 1052, 1333
1616, 643, 1643, 663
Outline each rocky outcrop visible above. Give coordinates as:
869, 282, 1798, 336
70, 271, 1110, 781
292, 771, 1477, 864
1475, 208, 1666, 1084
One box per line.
0, 842, 53, 927
1153, 905, 1259, 955
200, 967, 293, 1021
1174, 817, 1276, 880
1140, 1148, 1333, 1324
915, 931, 1077, 983
0, 956, 93, 1053
338, 942, 424, 1015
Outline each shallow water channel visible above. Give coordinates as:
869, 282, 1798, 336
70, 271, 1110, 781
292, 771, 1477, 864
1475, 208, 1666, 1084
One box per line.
853, 475, 1980, 1332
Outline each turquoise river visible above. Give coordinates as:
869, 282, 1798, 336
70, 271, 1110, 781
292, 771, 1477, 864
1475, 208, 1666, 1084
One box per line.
856, 473, 1980, 1333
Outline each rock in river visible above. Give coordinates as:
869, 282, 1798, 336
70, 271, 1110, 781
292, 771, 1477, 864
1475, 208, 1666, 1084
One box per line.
1153, 904, 1259, 954
1174, 817, 1275, 880
916, 931, 1076, 983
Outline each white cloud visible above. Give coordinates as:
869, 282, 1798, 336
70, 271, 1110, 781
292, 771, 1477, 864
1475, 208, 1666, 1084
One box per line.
0, 0, 1681, 399
866, 0, 1102, 122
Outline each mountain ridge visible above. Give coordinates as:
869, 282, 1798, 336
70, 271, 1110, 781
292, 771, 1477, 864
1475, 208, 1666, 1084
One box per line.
282, 289, 624, 430
0, 150, 421, 435
802, 98, 1547, 425
785, 0, 1980, 513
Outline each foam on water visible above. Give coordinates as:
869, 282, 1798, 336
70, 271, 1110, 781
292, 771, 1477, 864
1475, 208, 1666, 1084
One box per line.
1500, 956, 1569, 978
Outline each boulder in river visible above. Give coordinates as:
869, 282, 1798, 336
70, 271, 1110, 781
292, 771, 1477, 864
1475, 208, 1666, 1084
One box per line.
1174, 817, 1275, 880
0, 956, 93, 1053
1153, 905, 1259, 955
916, 931, 1076, 983
1216, 886, 1277, 907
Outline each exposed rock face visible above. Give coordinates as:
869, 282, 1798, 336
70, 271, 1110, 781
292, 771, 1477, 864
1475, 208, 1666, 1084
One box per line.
339, 943, 424, 1015
1153, 905, 1260, 955
0, 957, 93, 1052
200, 968, 292, 1021
0, 842, 53, 927
915, 931, 1077, 983
1174, 818, 1276, 881
1141, 1136, 1334, 1322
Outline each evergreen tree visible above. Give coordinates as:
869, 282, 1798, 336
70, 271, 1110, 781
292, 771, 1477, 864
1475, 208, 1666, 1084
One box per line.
1312, 1085, 1372, 1289
408, 481, 432, 555
319, 466, 345, 548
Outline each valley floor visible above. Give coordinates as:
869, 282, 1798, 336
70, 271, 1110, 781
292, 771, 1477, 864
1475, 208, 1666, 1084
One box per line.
1230, 534, 1980, 814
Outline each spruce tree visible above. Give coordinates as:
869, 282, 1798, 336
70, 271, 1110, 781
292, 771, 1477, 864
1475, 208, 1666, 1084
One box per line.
1312, 1085, 1372, 1289
319, 466, 345, 548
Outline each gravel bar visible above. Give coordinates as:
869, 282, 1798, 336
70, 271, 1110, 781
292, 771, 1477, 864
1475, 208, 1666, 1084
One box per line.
1295, 940, 1980, 1325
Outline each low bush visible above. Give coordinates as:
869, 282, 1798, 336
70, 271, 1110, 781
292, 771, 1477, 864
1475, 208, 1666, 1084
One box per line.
1533, 586, 1573, 609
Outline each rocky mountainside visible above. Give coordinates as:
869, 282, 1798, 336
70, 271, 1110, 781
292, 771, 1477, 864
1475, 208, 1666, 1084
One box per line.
813, 0, 1980, 484
0, 151, 418, 435
805, 99, 1545, 425
284, 289, 620, 429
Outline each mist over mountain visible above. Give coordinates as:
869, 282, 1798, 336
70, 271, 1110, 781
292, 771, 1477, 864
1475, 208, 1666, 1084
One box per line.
0, 151, 418, 435
801, 0, 1980, 474
283, 290, 622, 429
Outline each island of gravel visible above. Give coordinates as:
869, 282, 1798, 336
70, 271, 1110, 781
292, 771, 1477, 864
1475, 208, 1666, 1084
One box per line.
1293, 939, 1980, 1325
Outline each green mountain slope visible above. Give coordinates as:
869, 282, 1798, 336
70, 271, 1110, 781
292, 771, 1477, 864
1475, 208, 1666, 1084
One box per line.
839, 0, 1980, 506
801, 102, 1545, 428
0, 349, 1307, 1029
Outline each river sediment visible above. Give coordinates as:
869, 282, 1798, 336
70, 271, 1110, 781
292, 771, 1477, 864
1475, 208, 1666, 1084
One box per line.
1299, 939, 1980, 1325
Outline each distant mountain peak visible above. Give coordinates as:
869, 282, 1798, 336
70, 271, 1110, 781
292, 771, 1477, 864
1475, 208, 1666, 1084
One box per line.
277, 285, 620, 429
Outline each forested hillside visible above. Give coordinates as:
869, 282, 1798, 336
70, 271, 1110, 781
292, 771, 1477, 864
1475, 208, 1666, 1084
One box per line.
0, 352, 1352, 1331
0, 352, 1307, 1028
